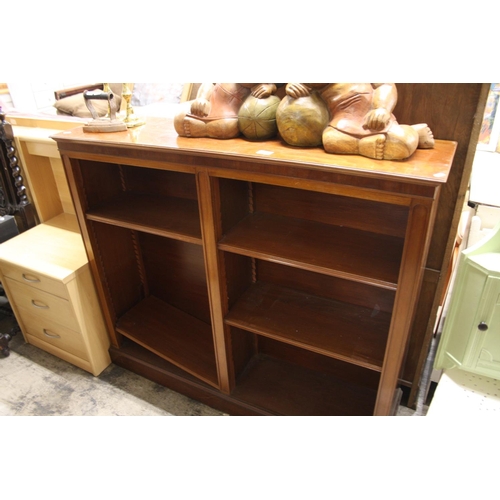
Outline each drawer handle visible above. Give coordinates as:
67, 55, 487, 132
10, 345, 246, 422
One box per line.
31, 300, 49, 309
478, 322, 489, 332
23, 273, 41, 283
43, 329, 61, 339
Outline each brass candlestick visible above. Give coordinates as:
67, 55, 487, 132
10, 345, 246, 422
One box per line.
122, 83, 145, 128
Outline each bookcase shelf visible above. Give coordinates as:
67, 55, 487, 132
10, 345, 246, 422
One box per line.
116, 295, 218, 388
231, 352, 379, 416
86, 192, 202, 243
225, 281, 390, 371
219, 211, 404, 289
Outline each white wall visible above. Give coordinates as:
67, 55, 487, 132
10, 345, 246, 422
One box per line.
5, 82, 88, 113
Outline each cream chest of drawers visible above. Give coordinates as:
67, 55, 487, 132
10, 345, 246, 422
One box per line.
0, 213, 110, 375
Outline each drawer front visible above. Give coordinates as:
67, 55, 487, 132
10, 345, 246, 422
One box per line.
0, 261, 69, 299
6, 277, 79, 332
23, 314, 89, 361
25, 334, 92, 371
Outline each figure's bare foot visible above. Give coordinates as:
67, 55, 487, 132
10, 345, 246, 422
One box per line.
183, 116, 207, 137
412, 123, 435, 149
206, 118, 240, 139
381, 125, 419, 160
174, 113, 207, 137
359, 134, 386, 160
322, 126, 360, 155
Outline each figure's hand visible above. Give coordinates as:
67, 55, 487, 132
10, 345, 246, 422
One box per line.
363, 108, 391, 131
286, 83, 312, 99
190, 98, 210, 117
251, 84, 277, 98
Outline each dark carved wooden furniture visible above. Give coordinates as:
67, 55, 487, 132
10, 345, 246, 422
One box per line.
0, 322, 17, 357
53, 115, 456, 415
0, 108, 38, 356
0, 108, 38, 232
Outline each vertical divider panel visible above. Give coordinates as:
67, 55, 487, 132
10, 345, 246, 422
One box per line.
196, 170, 233, 393
375, 197, 437, 415
60, 155, 122, 348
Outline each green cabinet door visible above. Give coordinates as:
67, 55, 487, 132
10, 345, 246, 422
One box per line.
469, 274, 500, 377
435, 257, 489, 370
435, 221, 500, 380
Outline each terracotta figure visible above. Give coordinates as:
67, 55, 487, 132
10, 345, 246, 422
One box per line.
174, 83, 278, 139
280, 83, 434, 160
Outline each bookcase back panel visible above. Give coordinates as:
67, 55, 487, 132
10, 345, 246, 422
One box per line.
229, 330, 380, 415
76, 160, 124, 209
77, 160, 199, 208
254, 183, 409, 238
223, 252, 254, 310
140, 233, 211, 324
217, 178, 410, 239
256, 260, 395, 314
122, 166, 198, 201
90, 221, 145, 320
257, 335, 380, 390
218, 178, 250, 234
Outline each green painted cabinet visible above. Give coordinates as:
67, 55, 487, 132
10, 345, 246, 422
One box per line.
435, 221, 500, 379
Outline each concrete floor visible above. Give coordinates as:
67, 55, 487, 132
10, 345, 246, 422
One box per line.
1, 327, 428, 416
0, 327, 225, 416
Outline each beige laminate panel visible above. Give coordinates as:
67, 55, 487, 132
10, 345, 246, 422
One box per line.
0, 214, 87, 284
13, 124, 76, 220
21, 312, 88, 360
5, 277, 79, 332
0, 261, 69, 298
50, 156, 76, 215
25, 333, 94, 374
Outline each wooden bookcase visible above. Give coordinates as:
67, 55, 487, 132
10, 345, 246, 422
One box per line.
53, 117, 456, 415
